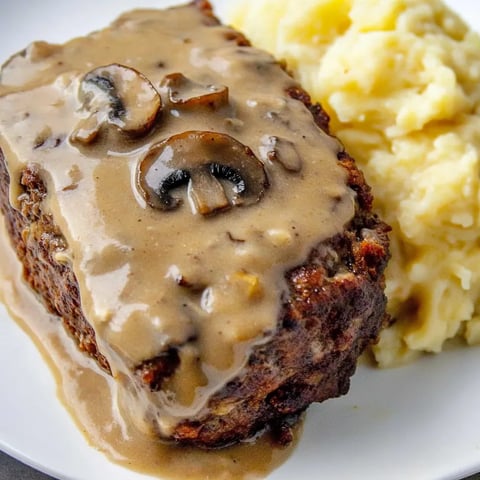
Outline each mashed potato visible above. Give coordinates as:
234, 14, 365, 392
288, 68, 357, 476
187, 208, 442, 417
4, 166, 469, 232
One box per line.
232, 0, 480, 366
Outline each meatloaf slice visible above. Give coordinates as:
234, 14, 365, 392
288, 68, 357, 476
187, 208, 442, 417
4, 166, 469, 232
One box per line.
0, 0, 390, 448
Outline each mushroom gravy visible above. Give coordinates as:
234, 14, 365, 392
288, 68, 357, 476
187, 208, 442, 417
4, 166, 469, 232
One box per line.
0, 2, 354, 440
0, 218, 299, 480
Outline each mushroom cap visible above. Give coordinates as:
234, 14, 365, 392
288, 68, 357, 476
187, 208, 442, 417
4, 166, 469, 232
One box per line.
161, 72, 229, 110
137, 130, 269, 215
72, 63, 162, 144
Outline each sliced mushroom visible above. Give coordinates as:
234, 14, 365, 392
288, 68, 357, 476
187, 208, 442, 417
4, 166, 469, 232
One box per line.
138, 130, 268, 216
71, 63, 161, 144
161, 73, 229, 109
259, 135, 303, 173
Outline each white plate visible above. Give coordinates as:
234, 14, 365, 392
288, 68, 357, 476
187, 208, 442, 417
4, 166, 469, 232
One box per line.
1, 1, 480, 479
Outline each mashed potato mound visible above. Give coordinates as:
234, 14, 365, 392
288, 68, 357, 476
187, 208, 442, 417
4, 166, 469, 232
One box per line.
232, 0, 480, 366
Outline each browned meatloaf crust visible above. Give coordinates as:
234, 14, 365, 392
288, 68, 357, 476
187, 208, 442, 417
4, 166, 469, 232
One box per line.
0, 0, 390, 448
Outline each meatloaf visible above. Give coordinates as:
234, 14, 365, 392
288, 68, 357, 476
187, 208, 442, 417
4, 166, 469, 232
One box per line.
0, 0, 390, 448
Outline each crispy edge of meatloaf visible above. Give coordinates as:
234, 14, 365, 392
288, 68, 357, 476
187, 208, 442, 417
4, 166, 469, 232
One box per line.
0, 0, 391, 448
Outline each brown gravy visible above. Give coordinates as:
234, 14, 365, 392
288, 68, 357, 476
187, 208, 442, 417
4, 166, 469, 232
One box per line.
0, 217, 299, 479
0, 2, 353, 475
0, 3, 354, 435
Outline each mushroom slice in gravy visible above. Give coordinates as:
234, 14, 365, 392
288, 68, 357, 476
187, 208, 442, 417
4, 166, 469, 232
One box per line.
71, 63, 162, 144
137, 130, 268, 215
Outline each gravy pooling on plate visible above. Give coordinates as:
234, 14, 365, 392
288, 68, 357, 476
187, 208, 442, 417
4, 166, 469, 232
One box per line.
0, 217, 299, 479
